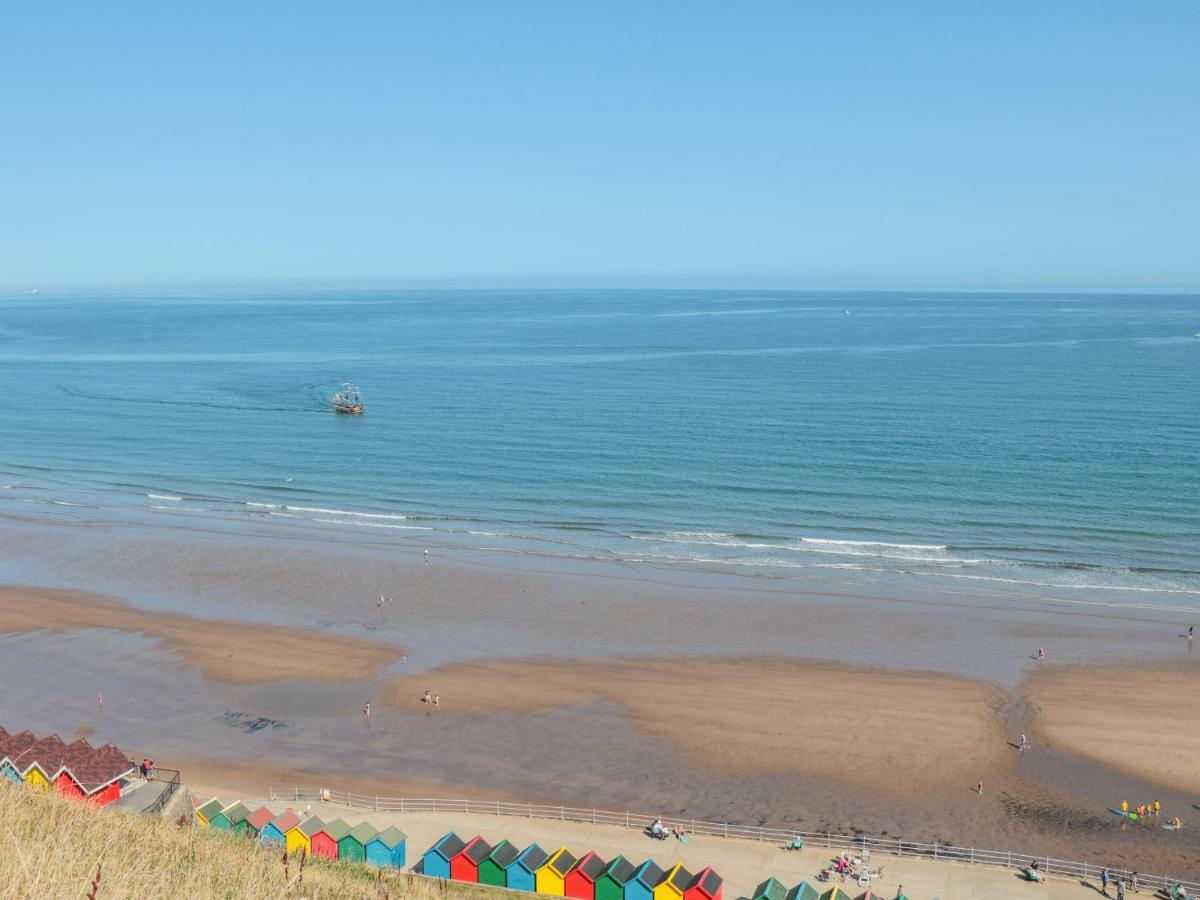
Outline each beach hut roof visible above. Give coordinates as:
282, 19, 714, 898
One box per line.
268, 811, 301, 834
297, 816, 326, 838
431, 831, 466, 859
601, 856, 637, 885
322, 819, 353, 842
373, 826, 407, 849
517, 843, 549, 871
818, 889, 850, 900
785, 883, 820, 900
69, 743, 134, 793
462, 836, 493, 864
221, 801, 252, 824
546, 847, 578, 877
634, 860, 665, 888
666, 864, 694, 892
349, 822, 379, 845
486, 840, 520, 869
755, 878, 787, 900
691, 868, 723, 898
246, 807, 276, 830
572, 852, 607, 882
196, 798, 225, 820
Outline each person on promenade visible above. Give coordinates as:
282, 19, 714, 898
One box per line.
1132, 872, 1138, 893
1101, 867, 1110, 896
1154, 800, 1161, 817
1117, 879, 1126, 900
1121, 800, 1129, 815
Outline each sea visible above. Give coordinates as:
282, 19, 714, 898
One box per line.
1, 288, 1198, 613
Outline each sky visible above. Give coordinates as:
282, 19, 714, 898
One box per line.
1, 2, 1198, 290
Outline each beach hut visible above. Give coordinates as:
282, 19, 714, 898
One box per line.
785, 884, 820, 900
339, 822, 378, 863
536, 847, 578, 896
70, 743, 133, 806
595, 855, 636, 900
21, 762, 53, 791
654, 864, 694, 900
478, 840, 520, 887
753, 879, 787, 900
565, 851, 607, 900
259, 810, 299, 847
626, 860, 665, 900
451, 835, 494, 883
684, 868, 723, 900
287, 816, 325, 856
195, 797, 225, 827
855, 893, 883, 900
312, 819, 350, 860
211, 801, 251, 833
818, 889, 852, 900
366, 826, 407, 869
508, 843, 549, 892
245, 806, 275, 839
0, 761, 21, 783
422, 831, 466, 879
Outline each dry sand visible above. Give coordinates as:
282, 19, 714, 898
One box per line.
1025, 660, 1200, 795
0, 586, 403, 685
383, 656, 1011, 795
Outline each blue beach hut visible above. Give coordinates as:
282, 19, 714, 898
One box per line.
421, 831, 464, 878
366, 825, 407, 868
258, 810, 300, 848
626, 860, 665, 900
508, 843, 549, 892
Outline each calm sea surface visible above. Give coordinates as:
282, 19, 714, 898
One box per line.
1, 289, 1198, 612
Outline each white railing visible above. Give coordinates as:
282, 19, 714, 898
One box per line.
268, 786, 1200, 895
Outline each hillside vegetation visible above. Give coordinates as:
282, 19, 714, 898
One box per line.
0, 782, 504, 899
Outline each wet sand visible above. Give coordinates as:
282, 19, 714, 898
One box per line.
0, 586, 404, 684
1025, 660, 1200, 795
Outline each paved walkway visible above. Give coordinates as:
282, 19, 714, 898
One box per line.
220, 791, 1118, 900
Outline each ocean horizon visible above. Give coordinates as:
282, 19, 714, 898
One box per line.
1, 287, 1198, 613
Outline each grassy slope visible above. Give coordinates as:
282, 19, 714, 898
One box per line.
0, 782, 506, 899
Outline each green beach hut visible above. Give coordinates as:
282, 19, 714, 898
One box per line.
786, 884, 820, 900
339, 822, 378, 863
211, 801, 251, 833
754, 879, 787, 900
479, 840, 520, 887
595, 855, 636, 900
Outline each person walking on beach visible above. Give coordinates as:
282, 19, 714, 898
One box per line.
1038, 646, 1045, 662
1121, 799, 1129, 815
363, 702, 371, 725
1101, 867, 1110, 896
977, 780, 983, 796
1154, 800, 1161, 817
1019, 733, 1028, 752
97, 691, 103, 710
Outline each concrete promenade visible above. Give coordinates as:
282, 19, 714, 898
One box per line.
226, 791, 1121, 900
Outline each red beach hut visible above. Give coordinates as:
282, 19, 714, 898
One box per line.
684, 868, 724, 900
565, 851, 607, 900
450, 836, 494, 882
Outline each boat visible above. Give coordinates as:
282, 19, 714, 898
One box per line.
331, 383, 364, 414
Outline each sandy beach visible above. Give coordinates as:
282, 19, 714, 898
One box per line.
1025, 661, 1200, 795
0, 521, 1198, 879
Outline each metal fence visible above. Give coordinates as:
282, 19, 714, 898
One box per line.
270, 786, 1199, 895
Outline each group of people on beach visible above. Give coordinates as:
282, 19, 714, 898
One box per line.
138, 758, 155, 779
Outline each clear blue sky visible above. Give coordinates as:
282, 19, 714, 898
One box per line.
2, 2, 1198, 289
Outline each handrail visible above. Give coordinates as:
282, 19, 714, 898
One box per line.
140, 768, 181, 816
269, 785, 1200, 895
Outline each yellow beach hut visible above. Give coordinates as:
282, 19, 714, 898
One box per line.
21, 762, 52, 791
819, 889, 852, 900
195, 797, 225, 827
654, 864, 694, 900
536, 847, 578, 896
288, 816, 325, 856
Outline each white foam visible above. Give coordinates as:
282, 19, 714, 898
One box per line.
147, 493, 183, 501
311, 517, 432, 532
246, 501, 279, 509
800, 537, 949, 551
286, 505, 408, 521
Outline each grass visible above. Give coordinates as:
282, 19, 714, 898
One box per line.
0, 782, 512, 899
